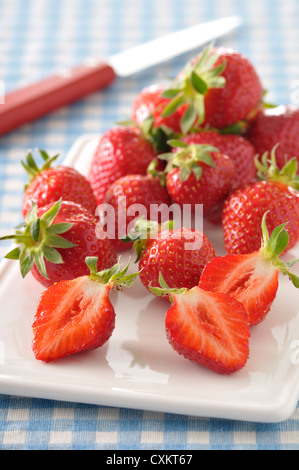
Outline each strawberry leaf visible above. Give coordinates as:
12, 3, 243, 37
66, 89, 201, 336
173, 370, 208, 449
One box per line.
261, 212, 299, 288
41, 246, 63, 264
30, 217, 40, 243
162, 93, 186, 118
0, 199, 76, 280
160, 43, 226, 134
86, 257, 139, 288
190, 71, 208, 95
21, 149, 59, 189
180, 103, 197, 134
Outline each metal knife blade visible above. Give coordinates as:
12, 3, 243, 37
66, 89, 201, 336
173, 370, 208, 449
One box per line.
0, 16, 242, 136
109, 16, 242, 77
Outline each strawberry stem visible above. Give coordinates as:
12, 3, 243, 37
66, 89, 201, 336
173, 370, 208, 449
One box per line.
149, 272, 188, 303
121, 217, 174, 262
161, 43, 226, 134
261, 212, 299, 288
255, 144, 299, 190
0, 199, 76, 279
158, 141, 218, 182
21, 149, 60, 190
86, 257, 139, 288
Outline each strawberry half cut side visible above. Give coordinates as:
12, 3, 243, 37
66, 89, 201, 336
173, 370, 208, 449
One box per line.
32, 257, 139, 362
149, 274, 250, 375
199, 212, 299, 325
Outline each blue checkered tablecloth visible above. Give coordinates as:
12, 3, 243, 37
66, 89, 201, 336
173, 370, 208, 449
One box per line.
0, 0, 299, 451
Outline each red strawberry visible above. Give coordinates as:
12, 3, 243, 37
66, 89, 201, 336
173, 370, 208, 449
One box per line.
150, 274, 250, 374
131, 84, 186, 134
101, 174, 171, 251
160, 44, 263, 134
199, 212, 299, 325
1, 199, 117, 288
158, 140, 235, 216
181, 131, 257, 190
123, 218, 216, 298
21, 149, 97, 218
246, 105, 299, 172
222, 147, 299, 255
87, 126, 157, 205
32, 258, 139, 362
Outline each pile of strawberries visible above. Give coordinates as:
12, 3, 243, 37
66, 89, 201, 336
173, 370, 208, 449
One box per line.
1, 44, 299, 375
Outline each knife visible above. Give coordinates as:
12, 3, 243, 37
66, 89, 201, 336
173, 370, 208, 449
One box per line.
0, 16, 242, 137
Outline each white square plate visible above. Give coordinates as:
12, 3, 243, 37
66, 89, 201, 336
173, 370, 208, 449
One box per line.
0, 134, 298, 423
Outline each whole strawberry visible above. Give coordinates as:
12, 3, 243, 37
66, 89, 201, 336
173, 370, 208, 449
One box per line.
131, 84, 186, 134
150, 274, 250, 374
158, 140, 235, 217
1, 199, 117, 288
123, 218, 216, 297
200, 212, 299, 325
21, 149, 97, 218
246, 105, 299, 172
87, 126, 157, 205
159, 44, 263, 134
181, 131, 257, 190
32, 258, 139, 362
101, 174, 171, 251
222, 147, 299, 255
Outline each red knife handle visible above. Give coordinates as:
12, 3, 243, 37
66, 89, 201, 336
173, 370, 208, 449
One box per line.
0, 62, 116, 136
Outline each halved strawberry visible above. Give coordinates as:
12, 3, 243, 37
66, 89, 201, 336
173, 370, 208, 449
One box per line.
150, 275, 250, 374
199, 212, 299, 325
32, 258, 139, 362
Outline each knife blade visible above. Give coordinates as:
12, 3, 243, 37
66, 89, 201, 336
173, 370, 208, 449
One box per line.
0, 16, 242, 137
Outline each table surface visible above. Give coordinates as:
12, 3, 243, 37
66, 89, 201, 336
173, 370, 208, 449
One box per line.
0, 0, 299, 451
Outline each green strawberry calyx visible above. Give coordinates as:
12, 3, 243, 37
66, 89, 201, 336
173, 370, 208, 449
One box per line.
255, 144, 299, 190
260, 211, 299, 288
121, 217, 174, 262
86, 256, 139, 288
160, 43, 227, 134
21, 149, 60, 190
157, 140, 218, 182
116, 118, 175, 153
149, 272, 187, 303
0, 198, 76, 280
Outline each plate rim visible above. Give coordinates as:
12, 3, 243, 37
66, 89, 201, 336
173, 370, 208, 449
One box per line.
0, 133, 298, 423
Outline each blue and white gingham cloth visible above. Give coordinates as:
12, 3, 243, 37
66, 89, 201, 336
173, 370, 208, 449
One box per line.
0, 0, 299, 451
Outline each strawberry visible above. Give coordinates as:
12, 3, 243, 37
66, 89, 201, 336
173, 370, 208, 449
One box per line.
175, 131, 257, 224
32, 258, 139, 362
160, 44, 263, 134
131, 84, 186, 134
199, 212, 299, 325
101, 174, 171, 251
1, 199, 117, 288
149, 274, 250, 374
21, 149, 97, 218
123, 218, 216, 298
180, 131, 257, 190
87, 126, 157, 205
222, 146, 299, 255
246, 105, 299, 172
157, 140, 235, 217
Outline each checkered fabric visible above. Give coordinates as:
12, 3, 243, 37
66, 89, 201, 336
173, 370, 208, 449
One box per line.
0, 0, 299, 450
